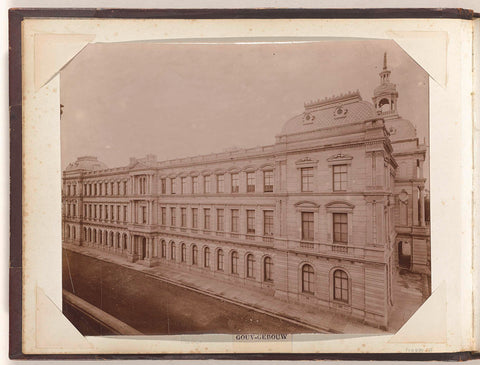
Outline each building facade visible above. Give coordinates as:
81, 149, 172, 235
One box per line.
62, 56, 430, 329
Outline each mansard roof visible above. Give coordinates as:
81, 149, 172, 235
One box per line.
279, 91, 378, 136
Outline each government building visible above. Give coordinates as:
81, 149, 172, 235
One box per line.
62, 55, 430, 329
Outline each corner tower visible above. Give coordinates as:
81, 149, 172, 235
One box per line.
372, 52, 399, 118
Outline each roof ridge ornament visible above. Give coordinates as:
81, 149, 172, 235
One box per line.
304, 89, 361, 109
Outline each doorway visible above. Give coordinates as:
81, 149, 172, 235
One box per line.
398, 241, 411, 269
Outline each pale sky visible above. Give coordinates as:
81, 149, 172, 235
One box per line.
60, 39, 429, 170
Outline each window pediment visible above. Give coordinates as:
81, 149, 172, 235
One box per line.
259, 163, 274, 171
325, 200, 355, 210
294, 201, 320, 210
242, 165, 257, 173
295, 157, 318, 168
327, 153, 353, 165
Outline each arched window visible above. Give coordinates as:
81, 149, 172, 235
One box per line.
302, 264, 314, 294
246, 254, 255, 278
170, 242, 176, 260
72, 226, 76, 239
217, 249, 224, 271
333, 269, 349, 303
66, 225, 70, 239
99, 230, 103, 244
93, 229, 97, 243
161, 240, 166, 258
231, 251, 238, 274
123, 234, 127, 250
264, 256, 273, 282
204, 247, 210, 268
181, 243, 186, 262
192, 245, 198, 265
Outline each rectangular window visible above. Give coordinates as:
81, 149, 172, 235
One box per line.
181, 208, 187, 227
216, 174, 224, 193
111, 182, 114, 195
264, 210, 274, 236
204, 175, 211, 193
217, 209, 224, 231
231, 209, 239, 233
73, 185, 76, 196
161, 207, 166, 225
301, 167, 314, 192
263, 170, 274, 192
117, 205, 120, 221
247, 172, 256, 192
301, 212, 314, 241
161, 178, 166, 194
142, 206, 147, 224
105, 204, 108, 220
123, 205, 127, 222
123, 181, 127, 195
333, 164, 347, 191
231, 173, 239, 193
170, 178, 176, 194
333, 213, 348, 244
117, 182, 120, 196
192, 208, 198, 228
204, 208, 210, 230
170, 207, 176, 226
247, 210, 255, 234
181, 177, 187, 194
192, 176, 198, 194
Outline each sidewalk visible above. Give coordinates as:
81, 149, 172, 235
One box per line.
63, 243, 391, 335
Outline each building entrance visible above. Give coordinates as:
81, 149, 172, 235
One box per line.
141, 237, 147, 260
398, 241, 411, 269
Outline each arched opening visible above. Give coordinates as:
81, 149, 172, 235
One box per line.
192, 245, 198, 265
217, 249, 224, 271
263, 256, 273, 282
246, 254, 255, 278
333, 269, 349, 303
204, 247, 210, 268
301, 264, 314, 294
231, 251, 238, 274
379, 98, 390, 113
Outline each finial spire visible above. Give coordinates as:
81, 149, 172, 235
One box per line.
383, 52, 387, 70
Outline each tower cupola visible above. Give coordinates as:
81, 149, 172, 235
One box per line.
372, 52, 399, 118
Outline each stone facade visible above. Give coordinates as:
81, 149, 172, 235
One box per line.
62, 55, 430, 329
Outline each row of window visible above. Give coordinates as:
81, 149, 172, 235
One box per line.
160, 240, 274, 281
159, 207, 348, 246
80, 180, 128, 197
64, 225, 349, 303
83, 203, 128, 223
82, 227, 128, 250
301, 264, 349, 303
160, 170, 274, 195
160, 207, 274, 237
65, 163, 349, 198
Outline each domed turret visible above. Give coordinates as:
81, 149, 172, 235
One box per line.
64, 156, 108, 172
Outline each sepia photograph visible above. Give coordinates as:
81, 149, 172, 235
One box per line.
60, 39, 431, 337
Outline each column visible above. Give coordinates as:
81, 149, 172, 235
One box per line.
412, 186, 419, 226
419, 186, 425, 227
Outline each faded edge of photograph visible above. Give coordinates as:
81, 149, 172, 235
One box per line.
60, 39, 430, 336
